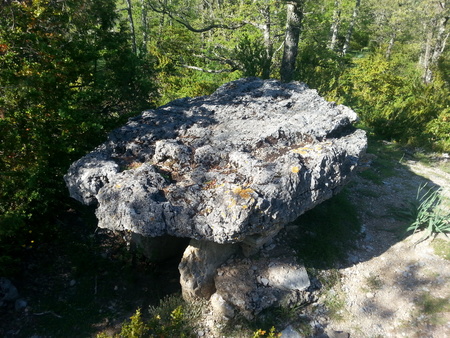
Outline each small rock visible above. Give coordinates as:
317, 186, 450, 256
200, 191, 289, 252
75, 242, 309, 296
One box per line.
69, 279, 76, 287
327, 330, 350, 338
366, 292, 375, 299
260, 277, 270, 286
280, 325, 302, 338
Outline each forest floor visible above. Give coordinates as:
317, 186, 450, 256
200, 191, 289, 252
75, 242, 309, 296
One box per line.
1, 139, 449, 338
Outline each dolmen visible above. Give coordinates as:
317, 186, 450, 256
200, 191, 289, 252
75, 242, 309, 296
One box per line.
65, 77, 367, 318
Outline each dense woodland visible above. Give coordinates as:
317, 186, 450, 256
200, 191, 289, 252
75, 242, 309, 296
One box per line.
0, 0, 449, 275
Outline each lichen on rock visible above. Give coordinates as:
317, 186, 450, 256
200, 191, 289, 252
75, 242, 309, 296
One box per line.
65, 77, 367, 312
65, 77, 367, 247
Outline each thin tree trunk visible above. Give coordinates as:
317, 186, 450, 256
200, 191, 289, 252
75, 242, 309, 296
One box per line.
141, 0, 149, 54
125, 0, 137, 54
261, 4, 273, 79
342, 0, 360, 55
280, 0, 303, 82
421, 15, 449, 84
385, 33, 396, 59
328, 0, 341, 50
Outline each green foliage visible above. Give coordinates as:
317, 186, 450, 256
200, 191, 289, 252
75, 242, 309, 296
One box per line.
0, 0, 157, 275
334, 51, 450, 152
234, 35, 271, 78
98, 295, 204, 337
296, 40, 349, 96
405, 184, 450, 242
118, 309, 150, 338
252, 326, 281, 338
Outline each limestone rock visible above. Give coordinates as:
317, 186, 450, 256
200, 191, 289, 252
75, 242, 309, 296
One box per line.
213, 255, 311, 319
65, 77, 367, 248
179, 239, 238, 300
65, 77, 366, 314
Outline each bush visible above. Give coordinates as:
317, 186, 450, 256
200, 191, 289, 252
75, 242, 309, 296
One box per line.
334, 51, 450, 152
0, 0, 157, 276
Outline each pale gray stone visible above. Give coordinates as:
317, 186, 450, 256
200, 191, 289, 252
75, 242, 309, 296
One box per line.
65, 78, 367, 316
65, 77, 367, 246
280, 325, 302, 338
179, 239, 238, 300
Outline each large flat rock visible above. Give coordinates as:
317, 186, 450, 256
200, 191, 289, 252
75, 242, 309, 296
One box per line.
65, 77, 367, 245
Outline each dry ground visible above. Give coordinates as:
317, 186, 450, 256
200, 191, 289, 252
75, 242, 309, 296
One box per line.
322, 155, 450, 338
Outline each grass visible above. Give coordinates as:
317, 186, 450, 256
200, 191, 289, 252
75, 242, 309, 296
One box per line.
404, 184, 450, 242
412, 293, 450, 326
364, 274, 383, 292
97, 294, 206, 337
431, 238, 450, 260
359, 138, 405, 185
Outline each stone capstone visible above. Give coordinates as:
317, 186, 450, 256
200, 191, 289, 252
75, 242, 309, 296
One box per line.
65, 77, 367, 246
64, 77, 367, 314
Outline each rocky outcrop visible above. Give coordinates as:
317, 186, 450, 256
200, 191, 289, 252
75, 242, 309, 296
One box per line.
65, 77, 367, 314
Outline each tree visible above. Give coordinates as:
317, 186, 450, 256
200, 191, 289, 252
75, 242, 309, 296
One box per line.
419, 0, 449, 83
342, 0, 361, 55
328, 0, 342, 50
280, 0, 304, 82
0, 0, 156, 273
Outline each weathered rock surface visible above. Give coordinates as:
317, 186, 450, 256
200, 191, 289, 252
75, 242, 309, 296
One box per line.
65, 77, 367, 248
65, 77, 366, 312
213, 255, 312, 320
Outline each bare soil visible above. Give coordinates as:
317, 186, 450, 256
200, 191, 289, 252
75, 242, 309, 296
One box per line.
322, 156, 450, 338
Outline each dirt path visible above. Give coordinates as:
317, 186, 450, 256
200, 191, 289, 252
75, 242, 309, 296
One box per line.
325, 158, 450, 338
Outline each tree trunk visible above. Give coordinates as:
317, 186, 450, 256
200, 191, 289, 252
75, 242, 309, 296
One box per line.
421, 14, 449, 84
342, 0, 360, 55
125, 0, 137, 54
140, 0, 149, 54
385, 33, 396, 59
328, 0, 341, 50
280, 0, 303, 82
261, 4, 273, 79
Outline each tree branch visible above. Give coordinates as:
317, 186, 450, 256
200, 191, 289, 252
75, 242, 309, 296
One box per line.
182, 65, 236, 73
148, 0, 246, 33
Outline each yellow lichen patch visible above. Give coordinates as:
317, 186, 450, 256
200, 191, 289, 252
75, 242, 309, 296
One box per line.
291, 166, 300, 173
199, 207, 212, 215
242, 205, 248, 209
115, 184, 122, 188
292, 147, 310, 155
292, 143, 330, 155
233, 186, 255, 199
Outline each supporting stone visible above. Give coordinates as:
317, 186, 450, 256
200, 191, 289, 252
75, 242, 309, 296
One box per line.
179, 239, 239, 301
